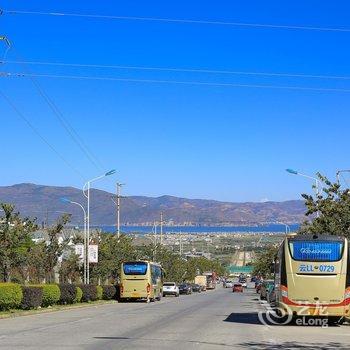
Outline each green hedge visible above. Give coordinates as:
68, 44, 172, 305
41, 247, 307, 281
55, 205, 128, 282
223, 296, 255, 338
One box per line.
21, 286, 43, 310
0, 283, 23, 310
58, 284, 77, 304
96, 285, 103, 300
75, 287, 83, 303
78, 284, 98, 302
102, 285, 117, 300
38, 284, 61, 307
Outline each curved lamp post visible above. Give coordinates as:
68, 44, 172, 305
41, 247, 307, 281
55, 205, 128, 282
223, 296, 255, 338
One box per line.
83, 169, 116, 283
61, 197, 87, 283
286, 168, 320, 217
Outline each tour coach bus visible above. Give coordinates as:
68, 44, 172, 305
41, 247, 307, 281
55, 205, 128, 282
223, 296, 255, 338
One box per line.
120, 261, 164, 302
274, 234, 350, 322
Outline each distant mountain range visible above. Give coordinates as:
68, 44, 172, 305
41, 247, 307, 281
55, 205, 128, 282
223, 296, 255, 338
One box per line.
0, 183, 306, 226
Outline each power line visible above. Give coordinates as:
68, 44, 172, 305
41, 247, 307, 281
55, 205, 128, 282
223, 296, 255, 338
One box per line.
3, 10, 350, 33
9, 47, 105, 171
0, 90, 85, 179
3, 59, 350, 81
2, 71, 350, 93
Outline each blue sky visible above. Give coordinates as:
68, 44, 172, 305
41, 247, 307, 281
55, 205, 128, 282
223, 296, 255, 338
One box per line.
1, 1, 350, 202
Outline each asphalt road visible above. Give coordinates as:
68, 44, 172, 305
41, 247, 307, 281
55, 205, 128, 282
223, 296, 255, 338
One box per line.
1, 286, 350, 349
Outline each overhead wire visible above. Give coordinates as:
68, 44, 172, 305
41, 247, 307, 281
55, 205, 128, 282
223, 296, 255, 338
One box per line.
0, 90, 85, 179
3, 10, 350, 33
2, 59, 350, 81
2, 71, 350, 93
7, 47, 105, 172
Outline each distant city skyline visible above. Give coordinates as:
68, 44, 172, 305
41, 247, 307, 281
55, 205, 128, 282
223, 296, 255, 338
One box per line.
1, 1, 350, 202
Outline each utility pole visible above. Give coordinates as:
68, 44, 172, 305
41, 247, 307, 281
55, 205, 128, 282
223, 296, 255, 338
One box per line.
116, 183, 125, 239
160, 211, 163, 245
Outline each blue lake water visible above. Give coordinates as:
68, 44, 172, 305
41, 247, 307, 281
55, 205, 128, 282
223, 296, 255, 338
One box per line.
98, 224, 300, 234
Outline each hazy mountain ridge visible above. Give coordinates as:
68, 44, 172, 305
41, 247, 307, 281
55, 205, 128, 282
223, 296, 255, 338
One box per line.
0, 183, 306, 225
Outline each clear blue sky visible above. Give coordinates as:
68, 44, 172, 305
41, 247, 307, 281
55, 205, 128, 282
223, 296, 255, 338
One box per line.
1, 1, 350, 202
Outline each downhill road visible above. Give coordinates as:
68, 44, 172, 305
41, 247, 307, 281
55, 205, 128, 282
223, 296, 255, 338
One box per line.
1, 286, 350, 349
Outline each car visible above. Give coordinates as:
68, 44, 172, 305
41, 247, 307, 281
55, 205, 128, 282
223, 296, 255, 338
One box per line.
232, 283, 243, 292
191, 283, 202, 293
255, 281, 262, 293
240, 280, 247, 288
260, 280, 274, 300
162, 282, 179, 297
179, 283, 192, 295
225, 280, 233, 288
267, 285, 276, 306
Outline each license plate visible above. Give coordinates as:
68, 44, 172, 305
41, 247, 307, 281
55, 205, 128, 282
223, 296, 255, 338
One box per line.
132, 292, 140, 297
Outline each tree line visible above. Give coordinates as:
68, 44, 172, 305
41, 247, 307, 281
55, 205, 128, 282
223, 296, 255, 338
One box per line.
0, 203, 225, 284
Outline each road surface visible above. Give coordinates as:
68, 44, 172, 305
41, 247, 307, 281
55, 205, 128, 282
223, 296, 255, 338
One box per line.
1, 286, 350, 349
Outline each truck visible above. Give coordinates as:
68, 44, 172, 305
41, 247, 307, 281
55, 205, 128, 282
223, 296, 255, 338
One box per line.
194, 275, 207, 291
203, 271, 217, 290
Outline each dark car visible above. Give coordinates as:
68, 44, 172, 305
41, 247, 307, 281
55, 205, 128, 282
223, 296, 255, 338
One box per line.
260, 280, 274, 300
233, 283, 243, 293
179, 283, 192, 295
191, 284, 202, 293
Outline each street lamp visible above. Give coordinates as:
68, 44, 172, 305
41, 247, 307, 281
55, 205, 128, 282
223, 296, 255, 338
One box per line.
286, 168, 320, 217
83, 169, 116, 284
61, 197, 87, 283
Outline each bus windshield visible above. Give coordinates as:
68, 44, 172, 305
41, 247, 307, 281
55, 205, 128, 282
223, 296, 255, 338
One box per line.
289, 240, 343, 262
123, 262, 148, 275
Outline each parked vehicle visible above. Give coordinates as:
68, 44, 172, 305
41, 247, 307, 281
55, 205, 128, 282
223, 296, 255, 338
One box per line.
203, 271, 217, 289
267, 285, 276, 306
191, 284, 202, 293
179, 283, 192, 295
255, 281, 262, 293
233, 283, 243, 293
163, 282, 179, 297
120, 261, 164, 302
274, 235, 350, 323
194, 275, 207, 291
225, 280, 233, 288
260, 280, 274, 301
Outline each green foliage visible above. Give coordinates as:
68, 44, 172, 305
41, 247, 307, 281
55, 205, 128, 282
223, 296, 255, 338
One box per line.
74, 286, 83, 303
90, 234, 137, 283
59, 254, 81, 283
21, 286, 43, 310
252, 245, 278, 278
299, 173, 350, 236
96, 285, 103, 300
0, 283, 23, 310
44, 214, 71, 283
58, 283, 76, 304
78, 284, 98, 302
0, 204, 37, 282
102, 285, 117, 300
40, 284, 60, 307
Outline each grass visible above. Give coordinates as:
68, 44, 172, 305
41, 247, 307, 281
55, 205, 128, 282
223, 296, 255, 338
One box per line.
0, 299, 117, 319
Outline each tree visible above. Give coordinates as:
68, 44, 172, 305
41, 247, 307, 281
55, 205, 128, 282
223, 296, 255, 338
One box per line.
299, 173, 350, 236
252, 245, 277, 278
91, 233, 137, 284
0, 203, 37, 282
44, 214, 71, 282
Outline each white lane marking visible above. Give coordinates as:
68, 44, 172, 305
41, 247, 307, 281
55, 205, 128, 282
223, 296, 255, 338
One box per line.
36, 317, 92, 331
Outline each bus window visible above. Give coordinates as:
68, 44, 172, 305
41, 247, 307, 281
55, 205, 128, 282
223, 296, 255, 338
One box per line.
288, 240, 343, 262
123, 261, 148, 275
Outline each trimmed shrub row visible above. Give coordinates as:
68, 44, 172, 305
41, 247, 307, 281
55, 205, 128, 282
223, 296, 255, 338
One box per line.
0, 283, 117, 310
